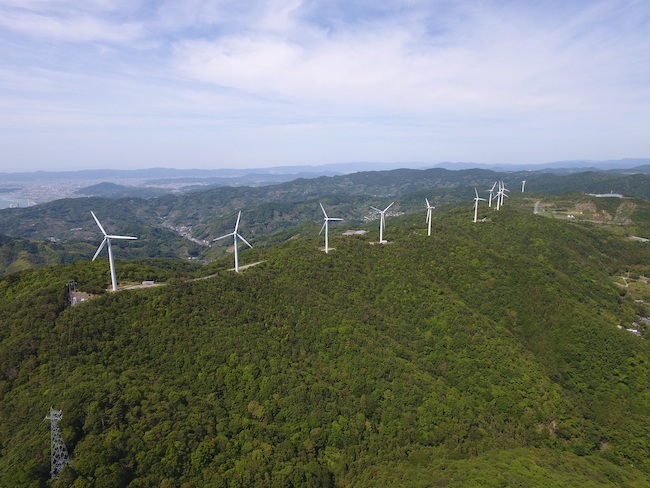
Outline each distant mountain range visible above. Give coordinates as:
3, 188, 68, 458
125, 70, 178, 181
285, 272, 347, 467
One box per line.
1, 165, 649, 273
2, 158, 649, 182
431, 158, 650, 173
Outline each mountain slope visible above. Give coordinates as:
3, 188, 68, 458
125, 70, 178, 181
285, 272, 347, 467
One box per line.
1, 168, 650, 269
1, 205, 650, 486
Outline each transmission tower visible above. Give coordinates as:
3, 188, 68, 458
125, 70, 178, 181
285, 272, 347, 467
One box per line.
66, 280, 77, 306
45, 407, 70, 479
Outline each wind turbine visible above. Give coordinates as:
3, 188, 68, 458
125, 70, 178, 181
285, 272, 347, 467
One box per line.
473, 188, 486, 223
495, 182, 502, 210
521, 180, 526, 192
91, 211, 138, 292
425, 198, 435, 236
370, 202, 394, 243
319, 202, 343, 253
500, 181, 510, 207
487, 182, 497, 207
495, 181, 509, 210
213, 211, 253, 273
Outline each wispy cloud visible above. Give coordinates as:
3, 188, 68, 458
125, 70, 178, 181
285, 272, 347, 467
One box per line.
171, 1, 650, 115
0, 0, 146, 42
0, 0, 649, 170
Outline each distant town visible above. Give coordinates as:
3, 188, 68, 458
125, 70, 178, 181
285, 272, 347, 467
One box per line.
0, 177, 190, 209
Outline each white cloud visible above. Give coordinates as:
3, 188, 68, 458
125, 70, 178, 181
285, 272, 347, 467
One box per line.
0, 10, 142, 42
171, 1, 650, 120
1, 0, 650, 170
0, 0, 149, 42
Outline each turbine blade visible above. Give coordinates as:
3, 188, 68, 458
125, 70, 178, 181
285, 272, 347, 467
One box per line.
213, 232, 234, 242
319, 202, 328, 218
425, 198, 430, 207
319, 222, 327, 235
328, 218, 343, 222
384, 202, 394, 212
237, 233, 253, 249
370, 206, 381, 213
107, 235, 138, 240
92, 238, 107, 261
91, 211, 107, 236
234, 211, 242, 233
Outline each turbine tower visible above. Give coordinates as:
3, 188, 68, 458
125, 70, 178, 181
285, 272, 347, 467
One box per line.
487, 181, 497, 207
213, 211, 253, 273
91, 211, 138, 292
495, 182, 503, 210
319, 202, 343, 253
46, 407, 70, 480
425, 198, 435, 236
473, 188, 486, 223
370, 202, 394, 243
521, 180, 526, 192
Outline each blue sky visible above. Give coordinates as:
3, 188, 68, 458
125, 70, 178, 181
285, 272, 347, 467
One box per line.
1, 0, 649, 171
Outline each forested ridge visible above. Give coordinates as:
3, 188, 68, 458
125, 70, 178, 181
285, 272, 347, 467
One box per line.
1, 203, 650, 486
1, 167, 649, 266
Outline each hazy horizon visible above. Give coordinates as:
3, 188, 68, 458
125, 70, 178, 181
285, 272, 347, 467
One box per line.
1, 1, 649, 172
3, 157, 650, 179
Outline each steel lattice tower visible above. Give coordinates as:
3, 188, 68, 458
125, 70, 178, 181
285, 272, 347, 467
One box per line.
45, 407, 70, 479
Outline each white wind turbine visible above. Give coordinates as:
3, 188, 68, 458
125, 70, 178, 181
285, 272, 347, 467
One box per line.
487, 182, 497, 207
319, 202, 343, 253
495, 181, 508, 210
91, 211, 138, 292
521, 180, 526, 192
473, 188, 486, 223
370, 202, 394, 243
495, 182, 503, 210
213, 211, 253, 273
425, 198, 435, 236
500, 181, 510, 207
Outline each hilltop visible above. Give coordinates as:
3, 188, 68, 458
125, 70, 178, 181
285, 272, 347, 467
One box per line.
1, 201, 650, 486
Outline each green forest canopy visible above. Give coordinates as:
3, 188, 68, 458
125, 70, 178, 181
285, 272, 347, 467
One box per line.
1, 202, 650, 486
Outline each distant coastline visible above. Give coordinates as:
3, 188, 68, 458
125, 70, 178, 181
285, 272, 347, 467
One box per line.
0, 197, 33, 209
